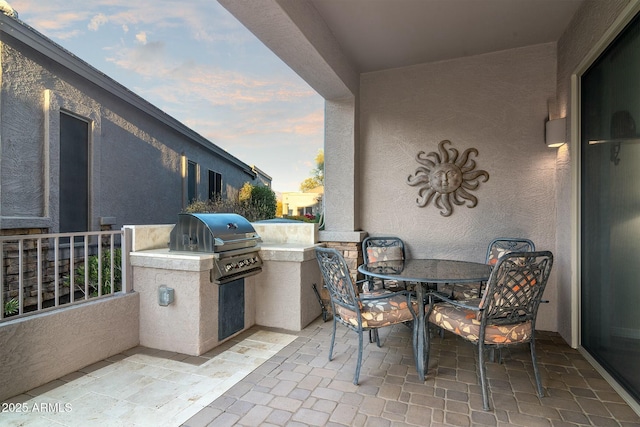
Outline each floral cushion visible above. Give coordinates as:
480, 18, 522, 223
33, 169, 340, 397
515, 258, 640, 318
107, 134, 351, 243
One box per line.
440, 283, 481, 300
363, 277, 406, 292
336, 293, 419, 328
487, 240, 534, 265
428, 300, 532, 344
366, 246, 403, 262
364, 251, 404, 292
487, 247, 511, 266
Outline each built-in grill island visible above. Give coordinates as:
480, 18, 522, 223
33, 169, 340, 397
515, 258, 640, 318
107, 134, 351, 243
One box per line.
169, 213, 263, 284
128, 217, 322, 357
168, 213, 263, 341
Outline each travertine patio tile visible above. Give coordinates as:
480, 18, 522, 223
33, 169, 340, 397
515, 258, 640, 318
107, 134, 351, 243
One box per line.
4, 330, 295, 427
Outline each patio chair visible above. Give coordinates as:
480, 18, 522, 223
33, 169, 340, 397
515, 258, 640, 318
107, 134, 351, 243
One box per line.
442, 237, 536, 300
426, 251, 553, 411
315, 247, 419, 385
361, 236, 414, 344
362, 236, 407, 292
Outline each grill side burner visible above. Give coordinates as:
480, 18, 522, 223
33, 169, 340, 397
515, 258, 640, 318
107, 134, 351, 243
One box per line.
169, 213, 263, 284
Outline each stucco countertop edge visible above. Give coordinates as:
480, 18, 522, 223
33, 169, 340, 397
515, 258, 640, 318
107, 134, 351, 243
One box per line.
259, 243, 325, 262
129, 249, 215, 271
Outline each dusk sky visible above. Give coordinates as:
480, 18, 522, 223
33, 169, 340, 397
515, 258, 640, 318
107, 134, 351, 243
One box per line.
10, 0, 324, 193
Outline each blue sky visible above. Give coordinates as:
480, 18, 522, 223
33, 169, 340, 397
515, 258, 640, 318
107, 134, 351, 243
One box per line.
10, 0, 324, 193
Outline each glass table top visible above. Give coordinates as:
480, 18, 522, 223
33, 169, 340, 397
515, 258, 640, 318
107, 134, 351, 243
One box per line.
359, 258, 491, 284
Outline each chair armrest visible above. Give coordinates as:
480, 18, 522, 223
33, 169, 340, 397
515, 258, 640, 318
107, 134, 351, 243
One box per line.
359, 289, 414, 302
428, 291, 482, 311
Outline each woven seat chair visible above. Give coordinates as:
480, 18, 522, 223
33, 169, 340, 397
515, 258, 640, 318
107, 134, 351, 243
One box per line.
316, 247, 419, 385
426, 251, 553, 410
442, 237, 535, 300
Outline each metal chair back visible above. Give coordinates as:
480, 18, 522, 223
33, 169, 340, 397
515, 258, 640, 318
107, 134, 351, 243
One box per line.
485, 237, 535, 266
362, 236, 405, 264
315, 247, 360, 316
480, 250, 553, 328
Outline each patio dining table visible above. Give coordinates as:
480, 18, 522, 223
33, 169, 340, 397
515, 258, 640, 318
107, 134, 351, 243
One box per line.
358, 258, 492, 381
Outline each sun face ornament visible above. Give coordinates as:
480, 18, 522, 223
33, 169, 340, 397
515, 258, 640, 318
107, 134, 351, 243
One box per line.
407, 140, 489, 217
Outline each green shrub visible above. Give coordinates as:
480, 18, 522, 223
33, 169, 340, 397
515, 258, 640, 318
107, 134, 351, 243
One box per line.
3, 298, 19, 316
185, 184, 277, 222
282, 214, 319, 223
70, 248, 122, 297
248, 185, 277, 220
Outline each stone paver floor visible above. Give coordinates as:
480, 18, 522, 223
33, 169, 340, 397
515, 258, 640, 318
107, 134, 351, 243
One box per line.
183, 318, 640, 427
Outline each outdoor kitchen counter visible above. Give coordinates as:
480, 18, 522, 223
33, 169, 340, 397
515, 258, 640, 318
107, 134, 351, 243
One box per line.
130, 248, 254, 356
247, 242, 324, 331
129, 242, 324, 355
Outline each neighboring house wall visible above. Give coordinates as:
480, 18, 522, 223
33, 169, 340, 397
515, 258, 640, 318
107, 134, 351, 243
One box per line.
282, 188, 323, 216
0, 16, 268, 233
251, 166, 273, 188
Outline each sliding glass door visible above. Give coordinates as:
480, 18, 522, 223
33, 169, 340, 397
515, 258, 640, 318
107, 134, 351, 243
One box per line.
581, 12, 640, 404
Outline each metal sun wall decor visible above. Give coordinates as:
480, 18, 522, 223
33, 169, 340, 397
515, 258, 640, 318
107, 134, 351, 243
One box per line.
407, 139, 489, 217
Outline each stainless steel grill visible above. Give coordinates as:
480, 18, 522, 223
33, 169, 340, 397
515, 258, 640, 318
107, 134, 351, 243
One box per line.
169, 213, 263, 284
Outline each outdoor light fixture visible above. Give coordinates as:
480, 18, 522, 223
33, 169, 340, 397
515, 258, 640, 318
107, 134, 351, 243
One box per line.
545, 117, 566, 148
158, 285, 175, 306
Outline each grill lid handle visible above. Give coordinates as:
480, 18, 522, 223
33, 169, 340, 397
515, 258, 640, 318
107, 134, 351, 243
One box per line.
214, 235, 262, 247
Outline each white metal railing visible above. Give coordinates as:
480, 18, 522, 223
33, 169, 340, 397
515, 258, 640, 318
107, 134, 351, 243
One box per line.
0, 229, 128, 321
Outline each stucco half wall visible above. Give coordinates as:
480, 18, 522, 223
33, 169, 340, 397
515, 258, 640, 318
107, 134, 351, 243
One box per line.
0, 292, 139, 402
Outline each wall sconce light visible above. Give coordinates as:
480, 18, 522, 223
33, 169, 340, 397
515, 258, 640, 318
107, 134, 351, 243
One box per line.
545, 117, 566, 148
158, 285, 175, 306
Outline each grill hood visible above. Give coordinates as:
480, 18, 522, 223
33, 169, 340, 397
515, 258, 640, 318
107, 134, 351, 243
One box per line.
169, 213, 261, 253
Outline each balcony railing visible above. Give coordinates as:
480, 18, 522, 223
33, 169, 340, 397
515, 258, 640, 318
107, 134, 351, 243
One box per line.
0, 229, 128, 321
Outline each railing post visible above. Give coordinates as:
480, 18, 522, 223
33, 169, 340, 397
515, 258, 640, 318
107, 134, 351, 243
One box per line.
122, 227, 132, 293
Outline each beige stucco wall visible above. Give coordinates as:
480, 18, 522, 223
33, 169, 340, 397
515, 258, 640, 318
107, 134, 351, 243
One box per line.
359, 43, 559, 331
0, 292, 139, 402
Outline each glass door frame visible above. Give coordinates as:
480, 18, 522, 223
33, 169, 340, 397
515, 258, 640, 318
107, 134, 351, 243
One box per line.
571, 1, 640, 414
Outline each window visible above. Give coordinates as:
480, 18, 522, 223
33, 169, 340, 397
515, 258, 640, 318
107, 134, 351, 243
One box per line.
297, 207, 313, 216
187, 160, 198, 203
209, 170, 222, 200
59, 112, 89, 232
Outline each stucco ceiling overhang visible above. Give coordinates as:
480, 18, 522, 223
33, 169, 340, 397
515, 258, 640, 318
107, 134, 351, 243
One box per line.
219, 0, 585, 99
